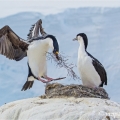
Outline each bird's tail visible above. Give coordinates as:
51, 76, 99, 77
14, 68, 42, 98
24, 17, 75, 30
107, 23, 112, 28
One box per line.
99, 81, 104, 87
21, 81, 34, 91
105, 81, 107, 85
99, 81, 107, 87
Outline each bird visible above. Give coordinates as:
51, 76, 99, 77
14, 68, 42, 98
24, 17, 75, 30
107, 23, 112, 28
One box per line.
0, 20, 60, 91
73, 33, 107, 89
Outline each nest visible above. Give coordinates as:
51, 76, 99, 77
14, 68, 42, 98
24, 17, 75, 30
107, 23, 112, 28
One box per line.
40, 83, 109, 99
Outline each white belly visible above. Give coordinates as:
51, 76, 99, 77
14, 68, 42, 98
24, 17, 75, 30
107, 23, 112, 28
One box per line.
27, 41, 49, 78
78, 56, 101, 87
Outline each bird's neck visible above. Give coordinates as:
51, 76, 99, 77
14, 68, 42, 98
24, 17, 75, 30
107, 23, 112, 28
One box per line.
44, 38, 53, 49
78, 40, 87, 58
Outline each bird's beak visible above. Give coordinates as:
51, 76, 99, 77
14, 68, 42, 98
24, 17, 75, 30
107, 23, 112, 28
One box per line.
73, 38, 77, 41
54, 51, 60, 60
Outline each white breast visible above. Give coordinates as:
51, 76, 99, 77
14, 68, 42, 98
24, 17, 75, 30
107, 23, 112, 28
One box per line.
27, 40, 49, 78
78, 52, 101, 88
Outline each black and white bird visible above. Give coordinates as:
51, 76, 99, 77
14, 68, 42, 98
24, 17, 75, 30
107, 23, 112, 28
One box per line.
0, 20, 60, 91
73, 33, 107, 88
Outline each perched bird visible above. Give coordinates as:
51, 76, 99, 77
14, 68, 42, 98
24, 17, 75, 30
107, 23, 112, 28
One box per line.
73, 33, 107, 88
0, 20, 60, 91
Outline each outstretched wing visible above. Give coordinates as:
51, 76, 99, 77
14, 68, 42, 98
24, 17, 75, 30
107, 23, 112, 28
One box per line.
0, 25, 29, 61
27, 19, 47, 42
87, 52, 107, 87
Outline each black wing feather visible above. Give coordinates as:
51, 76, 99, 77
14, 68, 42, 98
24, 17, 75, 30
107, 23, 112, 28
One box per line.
0, 25, 29, 61
21, 63, 37, 91
87, 52, 107, 87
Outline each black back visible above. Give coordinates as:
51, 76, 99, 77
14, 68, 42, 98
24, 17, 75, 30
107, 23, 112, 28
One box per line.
28, 36, 45, 42
28, 35, 59, 53
44, 35, 59, 53
87, 52, 107, 87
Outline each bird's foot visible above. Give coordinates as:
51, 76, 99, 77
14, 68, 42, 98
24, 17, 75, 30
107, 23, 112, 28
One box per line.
38, 76, 66, 83
44, 76, 66, 82
38, 77, 48, 83
44, 76, 54, 81
38, 77, 54, 83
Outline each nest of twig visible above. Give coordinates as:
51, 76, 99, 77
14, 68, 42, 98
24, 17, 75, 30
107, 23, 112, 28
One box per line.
47, 52, 80, 80
40, 83, 109, 99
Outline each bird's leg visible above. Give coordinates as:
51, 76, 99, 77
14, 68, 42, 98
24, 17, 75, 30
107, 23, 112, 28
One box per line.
38, 76, 65, 83
43, 76, 66, 83
37, 76, 54, 83
38, 77, 48, 83
43, 76, 54, 81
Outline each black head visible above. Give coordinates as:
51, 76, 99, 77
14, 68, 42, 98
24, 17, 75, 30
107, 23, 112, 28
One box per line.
74, 33, 88, 50
45, 35, 59, 60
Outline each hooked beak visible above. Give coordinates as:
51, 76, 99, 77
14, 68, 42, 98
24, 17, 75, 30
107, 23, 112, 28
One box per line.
54, 51, 60, 60
73, 38, 77, 41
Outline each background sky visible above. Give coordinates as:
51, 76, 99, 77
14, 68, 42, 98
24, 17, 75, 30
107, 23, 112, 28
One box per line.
0, 0, 120, 18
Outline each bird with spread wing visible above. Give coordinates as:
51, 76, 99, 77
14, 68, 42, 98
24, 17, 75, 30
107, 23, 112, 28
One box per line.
0, 19, 65, 91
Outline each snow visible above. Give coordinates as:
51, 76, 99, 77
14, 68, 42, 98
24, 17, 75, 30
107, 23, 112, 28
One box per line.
0, 97, 120, 120
0, 8, 120, 105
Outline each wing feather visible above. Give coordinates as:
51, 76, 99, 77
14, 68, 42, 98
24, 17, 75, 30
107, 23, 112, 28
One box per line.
4, 38, 9, 54
87, 52, 107, 87
0, 25, 29, 61
3, 39, 6, 55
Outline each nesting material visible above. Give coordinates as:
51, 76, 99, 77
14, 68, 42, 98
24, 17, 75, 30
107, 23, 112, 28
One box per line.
47, 52, 80, 80
41, 83, 109, 99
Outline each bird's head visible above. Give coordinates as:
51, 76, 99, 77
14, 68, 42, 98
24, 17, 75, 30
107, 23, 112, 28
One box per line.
73, 33, 88, 49
46, 35, 60, 60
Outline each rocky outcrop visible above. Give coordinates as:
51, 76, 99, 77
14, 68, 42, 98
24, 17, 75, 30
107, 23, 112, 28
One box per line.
0, 97, 120, 120
42, 83, 109, 99
0, 83, 119, 120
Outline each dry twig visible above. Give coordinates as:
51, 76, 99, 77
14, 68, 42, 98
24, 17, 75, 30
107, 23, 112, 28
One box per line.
47, 52, 80, 80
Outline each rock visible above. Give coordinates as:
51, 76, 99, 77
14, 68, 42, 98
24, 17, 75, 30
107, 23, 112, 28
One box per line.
0, 83, 118, 120
44, 83, 109, 99
0, 97, 120, 120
